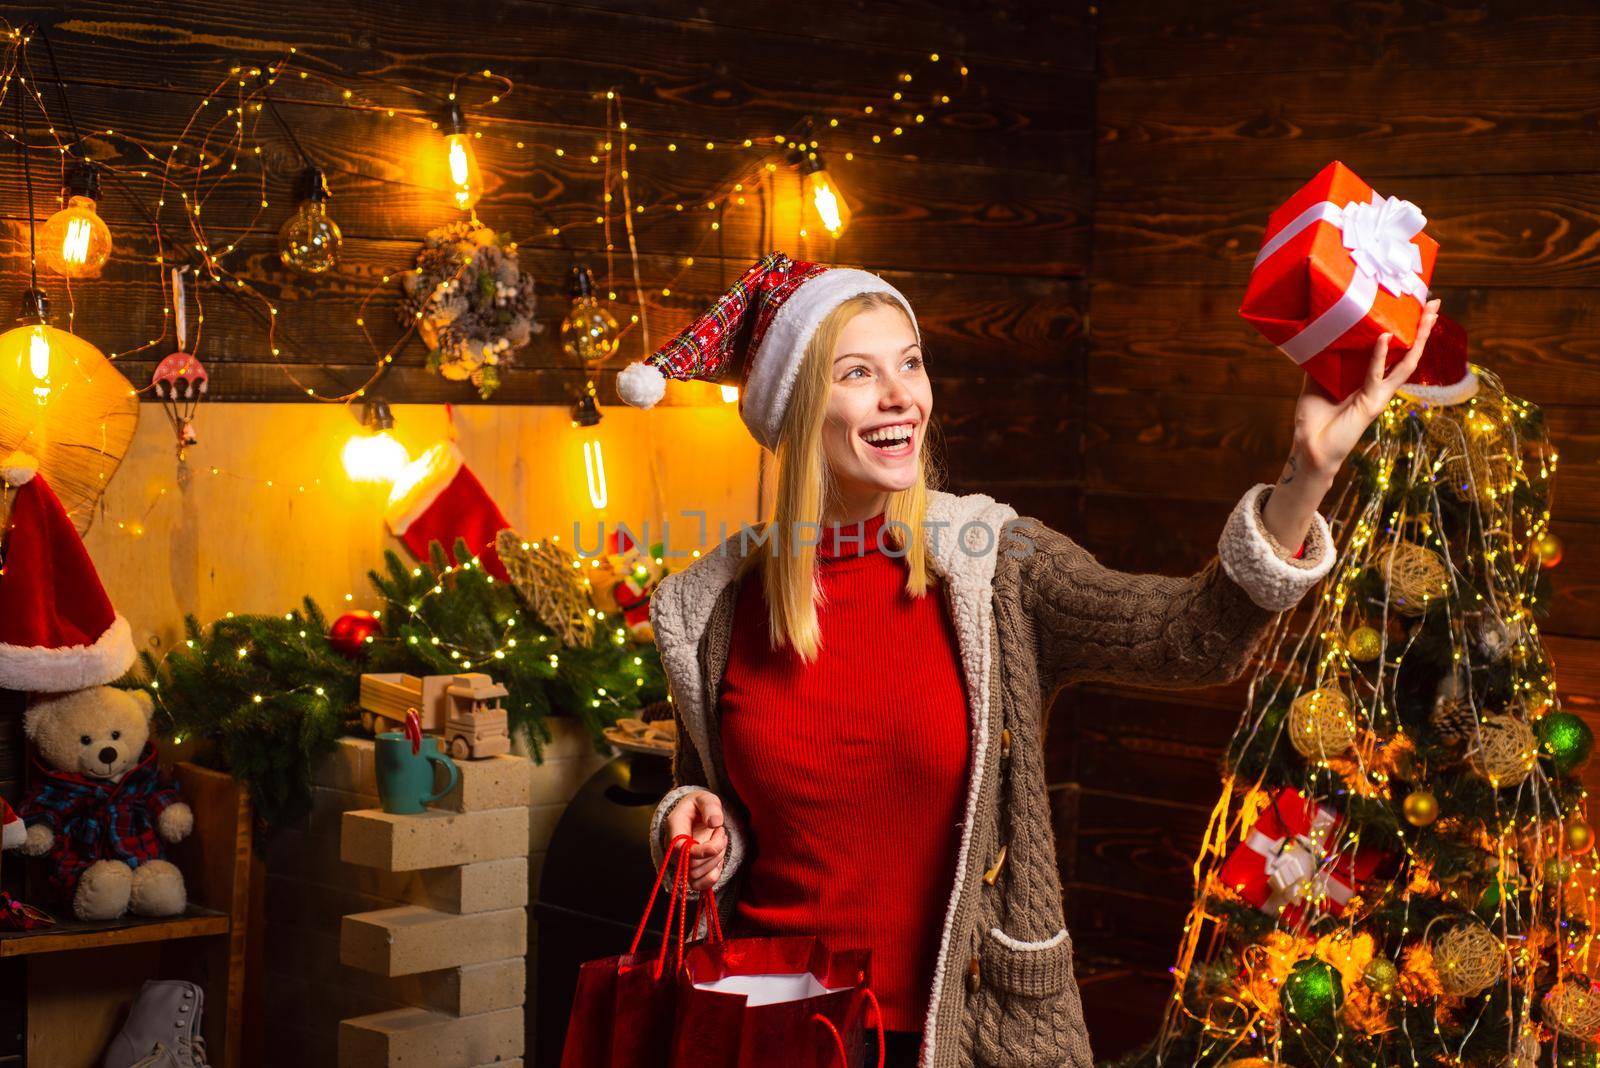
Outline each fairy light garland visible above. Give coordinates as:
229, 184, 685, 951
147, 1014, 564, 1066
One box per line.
3, 16, 978, 413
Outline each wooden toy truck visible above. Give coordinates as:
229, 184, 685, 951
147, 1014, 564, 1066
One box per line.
358, 671, 512, 759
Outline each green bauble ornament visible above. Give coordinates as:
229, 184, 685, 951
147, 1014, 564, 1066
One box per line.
1283, 957, 1343, 1025
1363, 956, 1399, 994
1539, 712, 1595, 775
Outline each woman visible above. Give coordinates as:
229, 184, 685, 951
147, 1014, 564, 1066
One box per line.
616, 252, 1440, 1067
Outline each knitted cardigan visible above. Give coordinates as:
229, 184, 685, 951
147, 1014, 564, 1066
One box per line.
647, 484, 1334, 1067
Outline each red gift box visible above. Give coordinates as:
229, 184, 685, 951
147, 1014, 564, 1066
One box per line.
1241, 161, 1471, 403
1217, 788, 1389, 925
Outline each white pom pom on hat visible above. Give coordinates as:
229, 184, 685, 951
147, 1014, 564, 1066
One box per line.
616, 361, 667, 409
616, 251, 918, 451
1, 450, 38, 488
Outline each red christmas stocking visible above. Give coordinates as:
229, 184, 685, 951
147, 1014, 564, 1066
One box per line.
385, 443, 510, 581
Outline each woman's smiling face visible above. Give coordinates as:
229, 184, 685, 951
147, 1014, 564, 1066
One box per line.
821, 302, 931, 505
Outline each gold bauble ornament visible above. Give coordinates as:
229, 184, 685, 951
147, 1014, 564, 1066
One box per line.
1364, 956, 1400, 994
1288, 687, 1358, 760
1467, 715, 1537, 787
1378, 540, 1451, 616
1430, 922, 1503, 996
1543, 981, 1600, 1038
1403, 790, 1439, 827
1537, 531, 1565, 568
1346, 625, 1383, 663
1567, 818, 1595, 855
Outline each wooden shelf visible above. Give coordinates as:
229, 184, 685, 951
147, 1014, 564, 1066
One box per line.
0, 906, 229, 958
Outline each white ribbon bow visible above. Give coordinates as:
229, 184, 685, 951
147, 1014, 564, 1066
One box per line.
1341, 193, 1429, 301
1246, 804, 1347, 916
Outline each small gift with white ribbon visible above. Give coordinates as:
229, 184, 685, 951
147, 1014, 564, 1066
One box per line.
1240, 160, 1477, 405
1216, 787, 1389, 926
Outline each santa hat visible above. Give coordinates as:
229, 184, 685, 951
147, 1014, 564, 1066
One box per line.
0, 797, 22, 851
615, 251, 920, 450
1394, 311, 1479, 406
0, 452, 135, 692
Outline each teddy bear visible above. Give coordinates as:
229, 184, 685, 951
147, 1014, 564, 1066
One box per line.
17, 686, 193, 921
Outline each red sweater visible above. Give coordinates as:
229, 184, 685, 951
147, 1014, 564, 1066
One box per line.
718, 511, 970, 1032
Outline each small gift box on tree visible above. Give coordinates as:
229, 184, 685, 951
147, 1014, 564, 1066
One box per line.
1240, 160, 1477, 404
1217, 787, 1391, 926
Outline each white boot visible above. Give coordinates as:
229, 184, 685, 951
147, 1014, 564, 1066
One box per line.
103, 979, 208, 1068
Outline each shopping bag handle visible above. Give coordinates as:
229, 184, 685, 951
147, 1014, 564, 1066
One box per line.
811, 986, 885, 1067
627, 833, 726, 980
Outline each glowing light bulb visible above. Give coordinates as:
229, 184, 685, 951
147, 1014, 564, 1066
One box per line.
39, 163, 112, 278
442, 104, 483, 212
795, 147, 851, 237
342, 400, 409, 483
26, 328, 50, 397
573, 392, 608, 510
720, 384, 740, 403
278, 168, 342, 275
560, 264, 621, 364
0, 289, 103, 406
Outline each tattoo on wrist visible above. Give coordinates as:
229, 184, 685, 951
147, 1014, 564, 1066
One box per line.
1280, 452, 1299, 485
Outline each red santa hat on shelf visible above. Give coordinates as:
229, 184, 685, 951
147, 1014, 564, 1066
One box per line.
0, 451, 136, 692
615, 251, 920, 450
0, 797, 23, 851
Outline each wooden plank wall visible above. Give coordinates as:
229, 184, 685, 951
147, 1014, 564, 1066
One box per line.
1, 0, 1091, 460
1071, 1, 1600, 1055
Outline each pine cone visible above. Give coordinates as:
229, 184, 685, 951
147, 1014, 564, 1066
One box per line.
1430, 693, 1478, 742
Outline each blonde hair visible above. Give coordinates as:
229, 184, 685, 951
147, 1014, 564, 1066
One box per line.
740, 291, 940, 662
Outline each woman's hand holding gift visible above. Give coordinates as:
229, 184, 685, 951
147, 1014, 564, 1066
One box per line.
1262, 298, 1441, 550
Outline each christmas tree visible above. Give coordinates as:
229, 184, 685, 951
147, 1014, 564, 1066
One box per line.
1133, 367, 1597, 1068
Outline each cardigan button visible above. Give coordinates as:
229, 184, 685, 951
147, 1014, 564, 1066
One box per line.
982, 844, 1008, 887
966, 957, 980, 993
1000, 728, 1013, 760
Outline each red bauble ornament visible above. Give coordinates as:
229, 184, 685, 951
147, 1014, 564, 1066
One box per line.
329, 610, 382, 659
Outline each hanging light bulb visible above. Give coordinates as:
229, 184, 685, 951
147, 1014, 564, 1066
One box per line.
342, 399, 410, 483
791, 144, 852, 238
573, 390, 608, 510
0, 288, 101, 405
560, 264, 622, 365
441, 103, 483, 213
278, 167, 342, 274
38, 162, 112, 278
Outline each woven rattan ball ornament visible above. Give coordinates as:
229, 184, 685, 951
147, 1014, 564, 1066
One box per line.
1431, 923, 1503, 997
1468, 716, 1537, 787
1424, 393, 1515, 502
1379, 540, 1450, 616
1289, 687, 1358, 760
1544, 982, 1600, 1038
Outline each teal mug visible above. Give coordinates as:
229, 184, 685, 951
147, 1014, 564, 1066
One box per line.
375, 731, 460, 814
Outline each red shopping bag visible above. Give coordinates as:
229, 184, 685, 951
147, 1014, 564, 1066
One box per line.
669, 935, 885, 1068
561, 834, 721, 1068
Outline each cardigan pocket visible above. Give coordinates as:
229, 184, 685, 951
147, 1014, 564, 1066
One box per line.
971, 926, 1093, 1067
